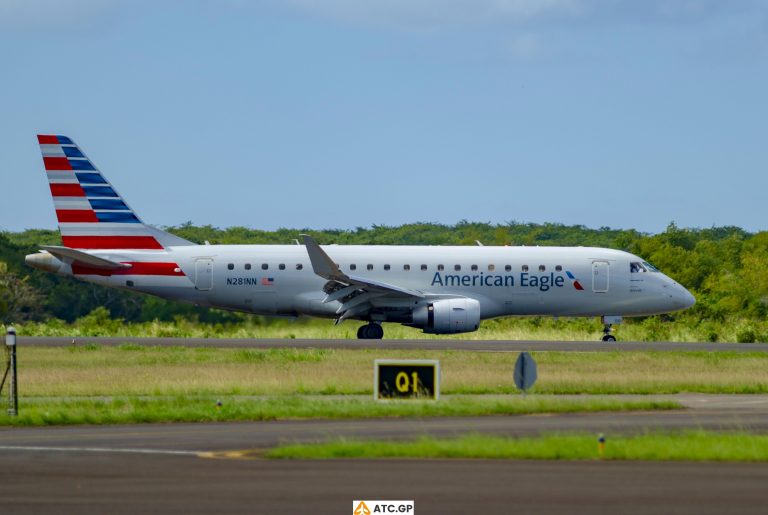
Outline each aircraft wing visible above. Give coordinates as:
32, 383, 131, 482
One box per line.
40, 245, 132, 270
301, 235, 424, 322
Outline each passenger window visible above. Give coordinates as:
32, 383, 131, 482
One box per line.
367, 264, 373, 271
350, 264, 357, 271
244, 264, 251, 270
471, 264, 478, 271
261, 264, 268, 270
539, 265, 546, 272
522, 265, 529, 272
421, 264, 428, 271
296, 264, 303, 270
404, 264, 410, 271
438, 264, 444, 271
505, 265, 511, 272
227, 263, 234, 270
384, 264, 390, 271
279, 264, 285, 270
555, 265, 562, 272
488, 264, 495, 272
454, 264, 461, 271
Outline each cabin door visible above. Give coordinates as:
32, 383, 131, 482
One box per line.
592, 261, 609, 293
195, 259, 213, 291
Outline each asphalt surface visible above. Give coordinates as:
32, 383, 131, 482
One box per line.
19, 336, 768, 352
2, 452, 767, 515
2, 394, 768, 514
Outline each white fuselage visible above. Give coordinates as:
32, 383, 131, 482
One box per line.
57, 244, 695, 322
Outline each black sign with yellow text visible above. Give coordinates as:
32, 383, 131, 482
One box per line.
374, 360, 440, 400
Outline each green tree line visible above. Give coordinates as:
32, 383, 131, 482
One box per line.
0, 221, 763, 326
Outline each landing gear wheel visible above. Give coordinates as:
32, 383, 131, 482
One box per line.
357, 323, 384, 340
599, 316, 621, 342
601, 322, 616, 342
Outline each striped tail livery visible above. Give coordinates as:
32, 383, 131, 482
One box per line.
37, 134, 190, 250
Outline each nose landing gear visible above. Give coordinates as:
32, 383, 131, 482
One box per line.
602, 326, 616, 342
357, 323, 384, 340
600, 316, 622, 342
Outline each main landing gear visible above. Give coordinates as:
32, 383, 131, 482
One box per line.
357, 323, 384, 340
600, 316, 622, 342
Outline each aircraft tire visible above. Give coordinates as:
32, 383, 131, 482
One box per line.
357, 323, 384, 340
368, 323, 384, 340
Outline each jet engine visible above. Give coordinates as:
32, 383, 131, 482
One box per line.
411, 298, 481, 334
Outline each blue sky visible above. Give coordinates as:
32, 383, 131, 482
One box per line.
2, 0, 767, 234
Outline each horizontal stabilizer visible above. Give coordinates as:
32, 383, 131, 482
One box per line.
40, 245, 132, 270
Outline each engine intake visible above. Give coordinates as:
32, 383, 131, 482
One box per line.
412, 298, 481, 334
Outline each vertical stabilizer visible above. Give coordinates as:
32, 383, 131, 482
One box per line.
37, 135, 194, 250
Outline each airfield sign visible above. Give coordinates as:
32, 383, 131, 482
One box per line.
375, 359, 440, 400
513, 352, 537, 392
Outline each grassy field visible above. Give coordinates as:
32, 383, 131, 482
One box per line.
12, 346, 768, 397
267, 431, 768, 462
3, 345, 766, 426
16, 313, 768, 343
0, 395, 678, 426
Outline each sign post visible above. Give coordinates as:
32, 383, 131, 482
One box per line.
513, 352, 537, 394
4, 327, 18, 416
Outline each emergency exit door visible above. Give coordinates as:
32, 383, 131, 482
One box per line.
592, 261, 609, 293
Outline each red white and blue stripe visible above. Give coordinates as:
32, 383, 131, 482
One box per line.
38, 135, 163, 250
565, 271, 584, 291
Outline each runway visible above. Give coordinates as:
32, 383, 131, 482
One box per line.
2, 394, 768, 514
2, 452, 767, 515
19, 336, 768, 352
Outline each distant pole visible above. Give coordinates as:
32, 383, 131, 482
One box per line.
5, 326, 17, 416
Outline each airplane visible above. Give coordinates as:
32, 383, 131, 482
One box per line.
25, 135, 695, 341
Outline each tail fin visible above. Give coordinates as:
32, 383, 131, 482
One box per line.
37, 135, 194, 250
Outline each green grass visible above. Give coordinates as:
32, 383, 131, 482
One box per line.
15, 347, 768, 396
16, 313, 768, 343
267, 431, 768, 462
0, 395, 679, 426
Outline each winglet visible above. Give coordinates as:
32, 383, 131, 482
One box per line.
300, 235, 425, 299
301, 234, 345, 281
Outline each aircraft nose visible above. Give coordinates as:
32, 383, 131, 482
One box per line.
660, 277, 695, 310
678, 287, 696, 309
669, 283, 695, 310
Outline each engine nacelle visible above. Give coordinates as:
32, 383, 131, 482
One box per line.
412, 298, 481, 334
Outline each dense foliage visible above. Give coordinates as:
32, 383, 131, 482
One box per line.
0, 221, 765, 338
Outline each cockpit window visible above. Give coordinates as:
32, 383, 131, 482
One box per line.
630, 262, 647, 273
642, 261, 660, 272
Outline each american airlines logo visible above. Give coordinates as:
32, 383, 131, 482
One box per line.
430, 271, 582, 291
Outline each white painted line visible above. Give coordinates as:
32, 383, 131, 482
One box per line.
0, 445, 200, 456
